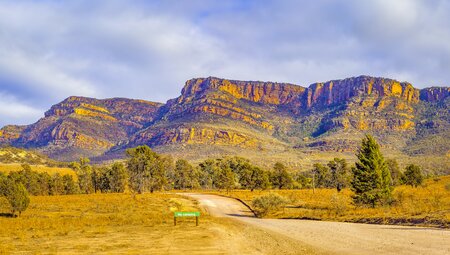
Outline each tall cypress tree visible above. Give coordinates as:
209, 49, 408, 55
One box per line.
351, 134, 392, 207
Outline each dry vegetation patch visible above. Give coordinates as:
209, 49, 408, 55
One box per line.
0, 163, 76, 179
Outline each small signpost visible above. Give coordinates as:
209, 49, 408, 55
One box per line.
174, 211, 200, 226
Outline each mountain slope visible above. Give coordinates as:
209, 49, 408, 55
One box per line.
1, 97, 162, 160
1, 75, 449, 172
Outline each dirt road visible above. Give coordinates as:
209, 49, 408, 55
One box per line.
185, 193, 450, 255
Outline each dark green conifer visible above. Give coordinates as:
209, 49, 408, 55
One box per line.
351, 134, 392, 207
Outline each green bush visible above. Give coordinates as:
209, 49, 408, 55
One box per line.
402, 164, 424, 187
252, 193, 288, 218
4, 182, 30, 217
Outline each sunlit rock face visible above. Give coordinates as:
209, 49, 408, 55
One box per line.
305, 76, 419, 109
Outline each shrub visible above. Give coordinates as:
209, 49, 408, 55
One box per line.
4, 182, 30, 217
330, 193, 348, 216
402, 164, 424, 187
252, 193, 288, 218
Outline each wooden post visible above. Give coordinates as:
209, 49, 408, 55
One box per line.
173, 212, 200, 226
312, 170, 315, 194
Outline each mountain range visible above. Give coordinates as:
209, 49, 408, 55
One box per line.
1, 75, 449, 173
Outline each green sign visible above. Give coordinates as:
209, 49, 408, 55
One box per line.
174, 211, 200, 217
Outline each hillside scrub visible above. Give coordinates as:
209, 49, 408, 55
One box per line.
1, 164, 78, 196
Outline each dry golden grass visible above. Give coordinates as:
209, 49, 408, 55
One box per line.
213, 176, 450, 227
0, 193, 208, 254
0, 192, 317, 254
0, 163, 76, 178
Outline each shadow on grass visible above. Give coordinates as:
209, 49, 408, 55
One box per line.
226, 213, 255, 218
0, 212, 16, 218
285, 205, 329, 210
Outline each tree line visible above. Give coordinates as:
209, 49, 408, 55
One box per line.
1, 134, 426, 215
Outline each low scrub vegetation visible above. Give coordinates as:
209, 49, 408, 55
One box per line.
252, 193, 288, 217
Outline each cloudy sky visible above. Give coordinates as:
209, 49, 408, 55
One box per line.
0, 0, 449, 127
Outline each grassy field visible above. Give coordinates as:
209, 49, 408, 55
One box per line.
0, 193, 211, 254
0, 193, 316, 254
213, 176, 450, 227
0, 163, 76, 178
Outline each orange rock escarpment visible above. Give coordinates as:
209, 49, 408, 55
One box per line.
179, 77, 306, 105
305, 76, 419, 109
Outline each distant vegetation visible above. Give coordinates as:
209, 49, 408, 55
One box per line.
0, 147, 67, 167
0, 135, 445, 224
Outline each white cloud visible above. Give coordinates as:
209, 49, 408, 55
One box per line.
0, 93, 43, 125
0, 0, 449, 127
0, 49, 96, 99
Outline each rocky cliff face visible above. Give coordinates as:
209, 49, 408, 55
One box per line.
162, 77, 306, 130
0, 75, 448, 162
179, 77, 306, 105
419, 87, 450, 102
0, 125, 26, 143
305, 76, 419, 109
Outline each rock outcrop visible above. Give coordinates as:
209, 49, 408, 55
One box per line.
179, 77, 306, 105
305, 75, 420, 109
419, 87, 450, 102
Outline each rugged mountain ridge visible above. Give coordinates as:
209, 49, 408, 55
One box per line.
1, 97, 162, 160
1, 75, 449, 171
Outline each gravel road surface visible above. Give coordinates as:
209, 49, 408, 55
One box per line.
185, 193, 450, 255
